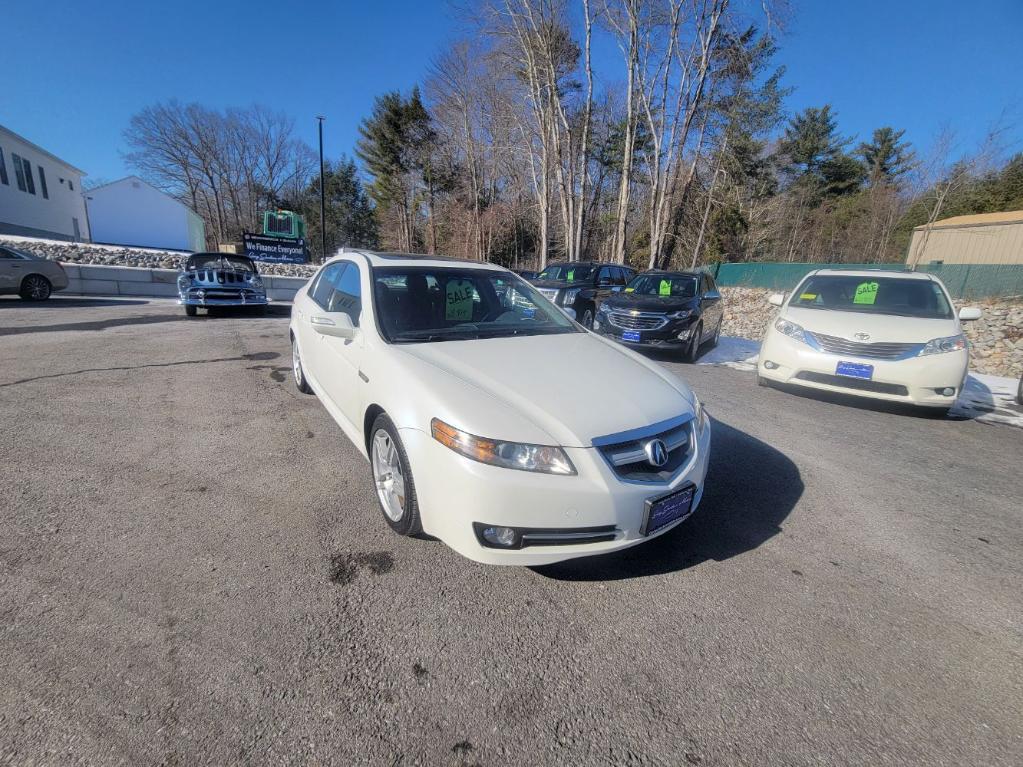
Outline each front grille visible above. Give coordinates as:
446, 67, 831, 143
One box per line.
594, 417, 694, 483
806, 332, 922, 360
607, 310, 668, 331
795, 371, 909, 396
537, 288, 560, 302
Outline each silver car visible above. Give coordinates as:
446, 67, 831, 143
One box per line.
0, 245, 69, 300
177, 253, 268, 316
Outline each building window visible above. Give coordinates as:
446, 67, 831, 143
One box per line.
0, 147, 8, 185
11, 154, 35, 194
68, 179, 74, 191
38, 165, 49, 199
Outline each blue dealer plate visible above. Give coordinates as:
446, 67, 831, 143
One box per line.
622, 330, 641, 342
642, 484, 696, 536
836, 361, 874, 380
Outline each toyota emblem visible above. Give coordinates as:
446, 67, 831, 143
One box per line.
854, 332, 871, 341
644, 438, 669, 468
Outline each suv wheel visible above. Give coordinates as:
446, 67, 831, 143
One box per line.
580, 307, 594, 328
682, 323, 702, 363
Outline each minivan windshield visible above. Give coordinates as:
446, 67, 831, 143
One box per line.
625, 274, 698, 298
373, 267, 579, 343
790, 275, 953, 319
537, 263, 594, 282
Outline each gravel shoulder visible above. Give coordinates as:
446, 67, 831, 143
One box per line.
1, 296, 1021, 766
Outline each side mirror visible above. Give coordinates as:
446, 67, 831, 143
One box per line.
561, 306, 577, 321
958, 307, 983, 321
703, 289, 721, 300
768, 293, 785, 307
311, 312, 356, 339
611, 285, 623, 293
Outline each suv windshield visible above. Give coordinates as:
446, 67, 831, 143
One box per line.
537, 264, 594, 282
790, 275, 953, 319
626, 274, 698, 298
373, 267, 579, 343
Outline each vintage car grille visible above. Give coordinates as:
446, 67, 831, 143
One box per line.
594, 417, 694, 483
537, 287, 560, 303
195, 269, 251, 284
607, 310, 668, 331
806, 332, 923, 360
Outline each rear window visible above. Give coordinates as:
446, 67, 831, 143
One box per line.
790, 275, 953, 319
537, 264, 594, 282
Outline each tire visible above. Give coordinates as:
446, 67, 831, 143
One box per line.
709, 318, 722, 348
369, 413, 422, 536
580, 307, 594, 329
682, 323, 702, 363
184, 305, 198, 317
19, 275, 51, 301
755, 372, 770, 388
292, 336, 313, 394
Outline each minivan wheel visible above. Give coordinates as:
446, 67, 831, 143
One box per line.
369, 413, 422, 536
20, 275, 52, 301
292, 337, 313, 394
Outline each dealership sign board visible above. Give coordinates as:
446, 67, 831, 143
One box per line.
242, 233, 308, 264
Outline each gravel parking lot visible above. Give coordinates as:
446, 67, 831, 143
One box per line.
1, 296, 1021, 766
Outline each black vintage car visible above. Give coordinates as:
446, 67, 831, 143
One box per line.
177, 253, 268, 317
531, 261, 637, 328
592, 270, 724, 362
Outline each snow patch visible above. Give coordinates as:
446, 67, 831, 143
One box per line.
695, 336, 760, 371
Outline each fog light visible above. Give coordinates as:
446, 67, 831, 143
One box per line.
593, 320, 601, 330
481, 526, 518, 548
764, 360, 779, 370
939, 387, 955, 397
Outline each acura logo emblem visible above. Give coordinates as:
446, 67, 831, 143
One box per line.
644, 438, 669, 468
854, 332, 870, 341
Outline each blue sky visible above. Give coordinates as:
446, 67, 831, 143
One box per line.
5, 0, 1021, 182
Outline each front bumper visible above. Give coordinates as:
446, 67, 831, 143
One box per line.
400, 417, 712, 566
178, 290, 269, 307
593, 316, 696, 349
758, 330, 968, 407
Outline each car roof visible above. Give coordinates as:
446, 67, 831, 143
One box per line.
642, 269, 703, 278
805, 268, 936, 281
326, 249, 509, 272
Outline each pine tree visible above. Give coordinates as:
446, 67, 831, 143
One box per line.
857, 127, 915, 187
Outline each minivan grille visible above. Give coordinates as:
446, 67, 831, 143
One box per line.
607, 311, 668, 331
806, 332, 923, 360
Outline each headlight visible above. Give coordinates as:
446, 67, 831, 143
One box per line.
919, 334, 966, 355
431, 418, 576, 475
693, 395, 708, 432
597, 302, 611, 314
562, 288, 581, 304
668, 309, 692, 320
176, 273, 191, 289
774, 317, 806, 343
250, 274, 264, 288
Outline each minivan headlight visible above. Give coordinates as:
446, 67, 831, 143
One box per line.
919, 334, 966, 355
774, 317, 806, 343
431, 419, 576, 475
562, 287, 581, 304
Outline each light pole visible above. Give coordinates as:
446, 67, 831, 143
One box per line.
317, 116, 326, 263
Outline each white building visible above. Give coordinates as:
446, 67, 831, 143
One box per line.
85, 176, 206, 252
0, 123, 90, 241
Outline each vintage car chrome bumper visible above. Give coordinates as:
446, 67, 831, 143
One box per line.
178, 287, 269, 306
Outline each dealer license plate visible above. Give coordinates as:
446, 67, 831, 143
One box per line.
642, 484, 696, 536
622, 330, 641, 342
836, 361, 874, 380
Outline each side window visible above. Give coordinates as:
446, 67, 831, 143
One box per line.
327, 262, 362, 325
598, 266, 615, 285
38, 166, 48, 199
0, 249, 14, 260
12, 153, 26, 192
706, 275, 717, 293
0, 147, 8, 186
611, 267, 627, 286
310, 263, 343, 308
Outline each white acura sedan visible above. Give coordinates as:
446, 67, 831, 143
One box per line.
757, 269, 982, 411
290, 251, 711, 566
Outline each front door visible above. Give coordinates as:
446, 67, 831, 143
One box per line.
313, 261, 366, 429
0, 249, 20, 291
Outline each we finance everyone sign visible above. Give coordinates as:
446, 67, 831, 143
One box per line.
242, 233, 308, 264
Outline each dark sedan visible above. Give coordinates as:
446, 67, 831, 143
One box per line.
531, 261, 636, 328
592, 270, 724, 362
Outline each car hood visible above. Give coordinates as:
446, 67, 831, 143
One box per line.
396, 333, 695, 448
604, 293, 699, 313
783, 307, 959, 342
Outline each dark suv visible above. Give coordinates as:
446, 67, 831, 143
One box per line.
592, 270, 724, 362
532, 262, 637, 328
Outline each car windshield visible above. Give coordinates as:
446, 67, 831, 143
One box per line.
186, 254, 255, 272
373, 267, 579, 343
626, 274, 698, 298
537, 263, 594, 282
789, 275, 953, 319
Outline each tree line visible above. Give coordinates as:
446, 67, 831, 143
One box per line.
125, 1, 1021, 268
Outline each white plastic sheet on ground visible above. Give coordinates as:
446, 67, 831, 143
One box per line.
697, 336, 1023, 429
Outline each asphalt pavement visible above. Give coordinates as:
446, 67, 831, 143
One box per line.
1, 296, 1020, 766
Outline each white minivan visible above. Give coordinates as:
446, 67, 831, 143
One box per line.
757, 269, 982, 411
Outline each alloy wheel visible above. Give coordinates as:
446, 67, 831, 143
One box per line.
371, 429, 406, 522
24, 276, 50, 300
